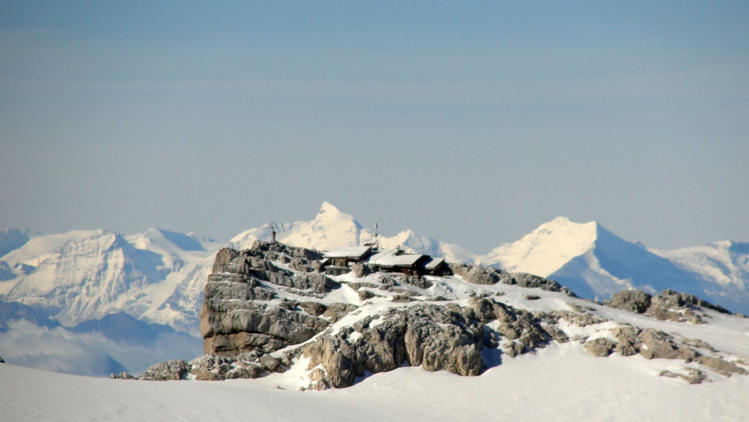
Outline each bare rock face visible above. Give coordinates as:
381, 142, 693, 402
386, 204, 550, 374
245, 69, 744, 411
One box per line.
396, 273, 433, 289
450, 264, 499, 284
585, 338, 616, 357
695, 356, 748, 377
201, 243, 349, 356
660, 368, 707, 384
606, 289, 731, 324
189, 354, 264, 380
610, 326, 640, 356
500, 272, 575, 296
305, 298, 559, 388
609, 326, 697, 361
606, 290, 652, 314
304, 304, 485, 388
450, 264, 574, 296
352, 263, 372, 278
140, 360, 190, 381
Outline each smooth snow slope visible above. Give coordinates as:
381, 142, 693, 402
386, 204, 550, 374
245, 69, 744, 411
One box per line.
2, 344, 748, 422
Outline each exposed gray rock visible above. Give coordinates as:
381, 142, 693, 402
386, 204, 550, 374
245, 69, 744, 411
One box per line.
352, 263, 372, 278
358, 289, 375, 301
450, 264, 574, 296
637, 329, 697, 361
452, 264, 501, 285
606, 290, 652, 314
610, 326, 640, 356
140, 360, 189, 381
308, 368, 329, 391
304, 303, 487, 388
655, 289, 730, 314
396, 273, 433, 289
188, 354, 264, 380
680, 337, 717, 352
260, 354, 283, 372
500, 272, 575, 296
585, 338, 616, 357
298, 301, 327, 316
321, 303, 358, 322
290, 272, 340, 293
535, 309, 607, 327
466, 297, 552, 357
606, 288, 731, 324
660, 368, 707, 384
201, 243, 340, 356
695, 356, 748, 377
109, 371, 135, 379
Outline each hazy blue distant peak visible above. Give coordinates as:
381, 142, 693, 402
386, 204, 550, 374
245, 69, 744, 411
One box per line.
0, 229, 34, 259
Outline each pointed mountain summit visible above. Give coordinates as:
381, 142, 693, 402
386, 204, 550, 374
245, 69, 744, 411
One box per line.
481, 216, 717, 304
231, 202, 478, 263
231, 202, 368, 251
481, 216, 599, 276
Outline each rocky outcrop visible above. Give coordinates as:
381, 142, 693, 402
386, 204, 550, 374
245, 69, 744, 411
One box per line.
184, 241, 747, 388
352, 263, 372, 278
695, 356, 748, 377
140, 360, 190, 381
605, 326, 697, 361
606, 290, 652, 313
449, 264, 575, 296
451, 264, 501, 285
585, 338, 616, 357
660, 368, 707, 384
304, 298, 558, 389
606, 289, 731, 323
201, 242, 352, 357
304, 303, 484, 389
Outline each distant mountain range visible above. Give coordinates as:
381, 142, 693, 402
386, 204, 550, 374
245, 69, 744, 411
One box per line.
0, 202, 747, 375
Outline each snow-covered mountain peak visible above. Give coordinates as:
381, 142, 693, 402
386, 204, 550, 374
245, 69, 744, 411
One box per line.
480, 216, 598, 276
318, 201, 342, 214
132, 228, 206, 252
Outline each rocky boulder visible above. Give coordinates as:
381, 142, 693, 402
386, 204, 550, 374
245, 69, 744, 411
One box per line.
305, 303, 486, 388
606, 288, 732, 324
585, 338, 616, 357
606, 290, 652, 314
140, 360, 190, 381
201, 243, 347, 356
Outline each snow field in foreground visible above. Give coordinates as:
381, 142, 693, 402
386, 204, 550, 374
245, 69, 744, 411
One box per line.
2, 343, 748, 422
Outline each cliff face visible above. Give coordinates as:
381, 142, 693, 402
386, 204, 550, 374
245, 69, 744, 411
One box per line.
200, 242, 340, 356
140, 240, 749, 389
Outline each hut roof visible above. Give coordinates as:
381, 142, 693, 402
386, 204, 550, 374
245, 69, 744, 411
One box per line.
323, 246, 372, 259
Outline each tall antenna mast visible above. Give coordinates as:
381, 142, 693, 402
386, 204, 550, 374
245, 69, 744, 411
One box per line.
270, 218, 277, 243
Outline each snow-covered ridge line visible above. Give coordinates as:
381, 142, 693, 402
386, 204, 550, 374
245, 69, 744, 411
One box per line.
1, 201, 747, 338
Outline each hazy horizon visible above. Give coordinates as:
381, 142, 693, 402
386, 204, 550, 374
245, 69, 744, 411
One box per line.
1, 1, 748, 252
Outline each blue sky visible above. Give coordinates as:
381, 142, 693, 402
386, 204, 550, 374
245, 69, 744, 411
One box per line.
1, 1, 748, 251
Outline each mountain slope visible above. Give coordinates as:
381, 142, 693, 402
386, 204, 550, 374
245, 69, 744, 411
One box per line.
480, 216, 747, 313
0, 228, 222, 333
652, 241, 749, 313
0, 228, 34, 259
